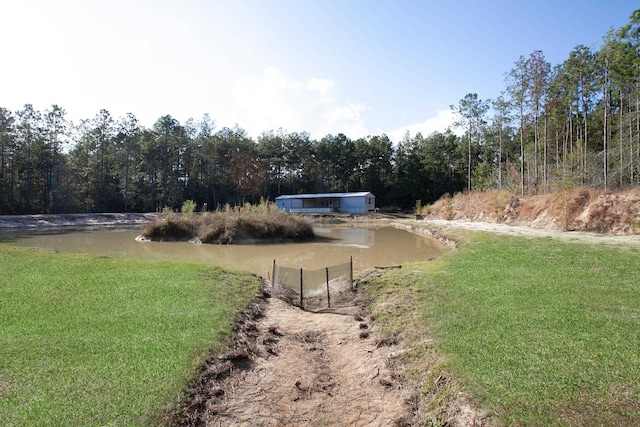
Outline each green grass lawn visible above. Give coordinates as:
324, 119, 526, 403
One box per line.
0, 244, 260, 426
364, 231, 640, 426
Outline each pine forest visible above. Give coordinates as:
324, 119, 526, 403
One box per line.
1, 10, 639, 215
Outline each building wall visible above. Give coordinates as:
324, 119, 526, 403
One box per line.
340, 197, 365, 213
276, 194, 376, 213
276, 199, 290, 211
340, 196, 375, 213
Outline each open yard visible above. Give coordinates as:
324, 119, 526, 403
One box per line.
3, 222, 640, 426
0, 244, 259, 426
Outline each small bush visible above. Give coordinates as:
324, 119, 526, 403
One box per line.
181, 200, 197, 216
143, 218, 196, 240
414, 200, 423, 215
441, 193, 454, 220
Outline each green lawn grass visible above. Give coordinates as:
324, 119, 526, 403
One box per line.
0, 244, 259, 426
364, 231, 640, 426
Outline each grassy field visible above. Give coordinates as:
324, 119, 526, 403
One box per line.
362, 231, 640, 426
0, 244, 260, 426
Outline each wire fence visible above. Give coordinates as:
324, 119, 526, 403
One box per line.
271, 257, 353, 310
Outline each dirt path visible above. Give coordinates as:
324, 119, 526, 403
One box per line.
404, 218, 640, 247
179, 290, 413, 427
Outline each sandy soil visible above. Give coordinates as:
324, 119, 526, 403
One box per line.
176, 285, 415, 427
418, 218, 640, 247
0, 213, 159, 231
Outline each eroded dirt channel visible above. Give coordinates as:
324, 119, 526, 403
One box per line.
177, 283, 413, 427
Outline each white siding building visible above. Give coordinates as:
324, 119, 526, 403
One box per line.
275, 192, 376, 214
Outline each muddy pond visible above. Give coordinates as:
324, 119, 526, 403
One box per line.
1, 226, 447, 278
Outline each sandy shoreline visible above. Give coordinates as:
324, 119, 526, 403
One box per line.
3, 212, 640, 248
0, 213, 160, 231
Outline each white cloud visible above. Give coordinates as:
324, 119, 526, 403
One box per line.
307, 78, 334, 95
228, 67, 370, 139
387, 109, 459, 143
225, 70, 459, 143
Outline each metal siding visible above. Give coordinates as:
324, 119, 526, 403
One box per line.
341, 196, 365, 213
275, 192, 375, 213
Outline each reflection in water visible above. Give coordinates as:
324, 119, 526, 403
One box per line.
314, 227, 375, 248
2, 226, 447, 278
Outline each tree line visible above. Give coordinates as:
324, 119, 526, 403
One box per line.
1, 10, 639, 215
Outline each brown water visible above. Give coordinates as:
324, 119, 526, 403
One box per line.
1, 226, 447, 277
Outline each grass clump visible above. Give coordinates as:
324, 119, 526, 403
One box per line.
0, 244, 260, 426
143, 201, 314, 244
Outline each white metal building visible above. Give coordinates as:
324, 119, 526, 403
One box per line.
275, 192, 376, 214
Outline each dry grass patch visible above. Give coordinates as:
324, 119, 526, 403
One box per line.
142, 201, 315, 244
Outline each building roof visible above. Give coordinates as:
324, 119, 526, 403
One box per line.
275, 192, 374, 200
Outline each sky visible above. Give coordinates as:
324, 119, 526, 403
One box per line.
1, 0, 636, 143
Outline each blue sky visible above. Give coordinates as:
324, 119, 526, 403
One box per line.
1, 0, 636, 142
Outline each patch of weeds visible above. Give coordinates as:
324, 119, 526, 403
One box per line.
142, 201, 314, 243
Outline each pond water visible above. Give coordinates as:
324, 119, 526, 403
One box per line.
1, 226, 447, 278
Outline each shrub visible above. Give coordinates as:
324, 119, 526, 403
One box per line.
142, 202, 314, 244
181, 200, 197, 216
414, 199, 423, 215
142, 218, 196, 240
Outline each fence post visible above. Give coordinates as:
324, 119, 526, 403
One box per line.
350, 256, 354, 290
326, 267, 330, 308
300, 268, 304, 309
272, 259, 276, 287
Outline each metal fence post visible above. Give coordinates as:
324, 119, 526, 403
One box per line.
272, 259, 276, 286
326, 266, 330, 308
300, 268, 303, 309
350, 256, 354, 290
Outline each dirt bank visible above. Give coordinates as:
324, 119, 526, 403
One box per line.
428, 188, 640, 236
0, 213, 159, 231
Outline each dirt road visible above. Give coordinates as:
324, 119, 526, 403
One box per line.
404, 218, 640, 247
